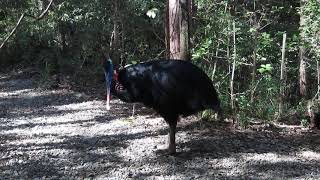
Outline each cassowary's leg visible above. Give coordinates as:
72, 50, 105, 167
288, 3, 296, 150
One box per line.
167, 119, 178, 154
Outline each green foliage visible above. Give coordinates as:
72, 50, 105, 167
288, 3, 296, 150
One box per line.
192, 0, 305, 126
192, 38, 213, 60
301, 0, 320, 58
1, 0, 165, 87
2, 0, 319, 128
146, 8, 159, 19
258, 64, 273, 74
301, 118, 309, 127
237, 112, 250, 128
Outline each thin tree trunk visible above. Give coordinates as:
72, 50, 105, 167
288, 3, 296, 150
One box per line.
227, 20, 231, 86
54, 21, 67, 87
110, 0, 121, 67
250, 1, 257, 104
279, 33, 287, 119
212, 42, 220, 79
307, 100, 318, 129
317, 60, 320, 100
121, 22, 126, 67
299, 47, 307, 97
299, 0, 307, 98
230, 21, 236, 110
251, 31, 257, 103
187, 0, 193, 59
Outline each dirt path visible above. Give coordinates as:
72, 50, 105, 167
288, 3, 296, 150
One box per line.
1, 70, 320, 179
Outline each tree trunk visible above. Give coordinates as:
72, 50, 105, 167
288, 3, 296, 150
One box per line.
165, 0, 170, 59
299, 0, 307, 98
211, 42, 220, 79
279, 33, 287, 119
230, 21, 236, 110
168, 0, 181, 59
187, 0, 193, 58
110, 0, 121, 67
317, 60, 320, 100
54, 21, 68, 87
180, 0, 189, 60
307, 101, 319, 129
166, 0, 190, 60
250, 1, 257, 104
251, 30, 257, 104
299, 48, 307, 97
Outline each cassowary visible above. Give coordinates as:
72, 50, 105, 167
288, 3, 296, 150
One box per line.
104, 59, 221, 154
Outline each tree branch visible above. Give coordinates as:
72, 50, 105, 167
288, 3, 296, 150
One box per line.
0, 13, 25, 49
25, 0, 55, 20
0, 0, 55, 49
35, 0, 55, 20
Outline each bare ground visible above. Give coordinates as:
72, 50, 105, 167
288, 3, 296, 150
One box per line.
1, 70, 320, 179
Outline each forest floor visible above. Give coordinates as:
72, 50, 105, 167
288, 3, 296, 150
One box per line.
1, 69, 320, 179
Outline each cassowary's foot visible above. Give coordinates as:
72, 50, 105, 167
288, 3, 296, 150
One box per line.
167, 122, 177, 155
168, 144, 176, 155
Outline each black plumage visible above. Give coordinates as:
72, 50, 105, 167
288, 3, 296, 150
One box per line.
111, 59, 221, 154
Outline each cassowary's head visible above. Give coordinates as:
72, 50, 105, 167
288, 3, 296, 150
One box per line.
104, 60, 129, 110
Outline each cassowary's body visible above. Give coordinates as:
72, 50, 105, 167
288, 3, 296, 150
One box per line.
112, 60, 221, 154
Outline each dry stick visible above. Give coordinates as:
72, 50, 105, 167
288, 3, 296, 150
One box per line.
278, 33, 287, 119
0, 0, 55, 49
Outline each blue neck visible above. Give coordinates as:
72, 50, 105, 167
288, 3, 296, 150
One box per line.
104, 58, 113, 87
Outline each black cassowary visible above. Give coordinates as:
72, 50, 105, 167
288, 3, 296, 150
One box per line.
105, 59, 221, 154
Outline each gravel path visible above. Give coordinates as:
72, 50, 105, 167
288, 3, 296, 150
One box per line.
1, 70, 320, 179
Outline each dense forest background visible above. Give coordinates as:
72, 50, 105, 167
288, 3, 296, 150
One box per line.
1, 0, 320, 127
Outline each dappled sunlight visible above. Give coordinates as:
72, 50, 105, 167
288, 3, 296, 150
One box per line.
298, 150, 320, 160
52, 100, 106, 111
0, 88, 34, 97
118, 135, 167, 161
1, 71, 320, 179
245, 153, 298, 163
4, 134, 65, 146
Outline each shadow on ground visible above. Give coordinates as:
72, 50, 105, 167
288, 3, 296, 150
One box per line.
1, 70, 320, 179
